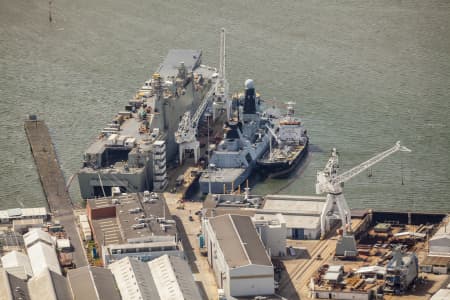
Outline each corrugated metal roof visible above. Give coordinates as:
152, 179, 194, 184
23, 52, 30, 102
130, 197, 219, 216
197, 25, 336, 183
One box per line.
21, 207, 48, 217
109, 257, 159, 300
209, 214, 272, 268
0, 207, 47, 221
231, 215, 272, 266
1, 250, 33, 277
23, 229, 54, 247
149, 255, 184, 299
68, 266, 121, 300
147, 255, 202, 300
27, 242, 61, 276
28, 268, 71, 300
167, 256, 202, 300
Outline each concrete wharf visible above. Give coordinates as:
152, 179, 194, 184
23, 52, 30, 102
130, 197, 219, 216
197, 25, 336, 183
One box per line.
24, 117, 88, 268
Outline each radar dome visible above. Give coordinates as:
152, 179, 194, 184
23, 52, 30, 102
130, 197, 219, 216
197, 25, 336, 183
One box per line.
245, 79, 254, 89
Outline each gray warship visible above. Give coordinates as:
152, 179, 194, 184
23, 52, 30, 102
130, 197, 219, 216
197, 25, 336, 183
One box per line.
199, 79, 272, 194
78, 50, 217, 198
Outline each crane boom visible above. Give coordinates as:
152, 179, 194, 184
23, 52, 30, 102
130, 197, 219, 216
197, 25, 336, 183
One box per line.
219, 28, 226, 81
265, 124, 281, 145
333, 141, 411, 185
316, 141, 411, 254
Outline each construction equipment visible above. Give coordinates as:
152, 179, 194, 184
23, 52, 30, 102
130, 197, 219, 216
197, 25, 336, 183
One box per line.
317, 141, 411, 256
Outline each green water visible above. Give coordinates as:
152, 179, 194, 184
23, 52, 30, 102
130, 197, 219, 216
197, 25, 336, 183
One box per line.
1, 0, 449, 212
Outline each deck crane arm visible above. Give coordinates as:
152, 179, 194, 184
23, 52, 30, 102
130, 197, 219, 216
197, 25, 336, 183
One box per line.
218, 28, 226, 83
265, 124, 281, 145
333, 141, 411, 186
316, 141, 411, 195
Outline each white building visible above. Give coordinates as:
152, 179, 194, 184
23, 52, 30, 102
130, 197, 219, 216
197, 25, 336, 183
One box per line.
203, 214, 274, 298
23, 230, 60, 276
109, 255, 201, 300
260, 195, 327, 239
252, 213, 287, 257
0, 207, 48, 224
27, 242, 61, 276
148, 255, 201, 300
429, 222, 450, 257
420, 221, 450, 274
1, 250, 33, 277
23, 229, 55, 248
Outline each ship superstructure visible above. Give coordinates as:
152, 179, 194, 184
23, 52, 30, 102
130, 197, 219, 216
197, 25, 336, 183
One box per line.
199, 79, 271, 194
257, 102, 309, 177
78, 50, 217, 198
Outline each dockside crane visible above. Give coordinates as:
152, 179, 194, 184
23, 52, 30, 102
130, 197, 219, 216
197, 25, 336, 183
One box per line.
316, 141, 411, 257
213, 28, 231, 120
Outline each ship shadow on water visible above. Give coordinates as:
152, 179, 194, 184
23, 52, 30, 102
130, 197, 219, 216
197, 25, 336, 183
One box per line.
305, 143, 323, 154
254, 147, 315, 194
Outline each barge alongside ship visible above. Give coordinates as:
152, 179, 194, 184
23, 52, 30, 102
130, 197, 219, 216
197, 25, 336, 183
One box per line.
257, 102, 309, 178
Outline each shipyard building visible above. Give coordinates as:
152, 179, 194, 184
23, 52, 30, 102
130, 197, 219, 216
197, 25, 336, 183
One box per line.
109, 255, 201, 300
421, 220, 450, 274
86, 192, 181, 265
0, 256, 121, 300
203, 214, 275, 298
203, 193, 330, 240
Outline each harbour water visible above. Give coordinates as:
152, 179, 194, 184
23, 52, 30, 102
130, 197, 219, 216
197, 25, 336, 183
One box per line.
1, 0, 449, 211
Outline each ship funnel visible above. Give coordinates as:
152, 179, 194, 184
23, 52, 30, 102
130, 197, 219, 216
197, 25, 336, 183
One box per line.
243, 79, 256, 114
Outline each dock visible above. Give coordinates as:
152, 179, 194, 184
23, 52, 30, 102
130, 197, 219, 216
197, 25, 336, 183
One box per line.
24, 117, 88, 268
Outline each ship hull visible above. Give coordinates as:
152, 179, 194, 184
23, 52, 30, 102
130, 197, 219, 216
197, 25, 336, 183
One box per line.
257, 141, 308, 178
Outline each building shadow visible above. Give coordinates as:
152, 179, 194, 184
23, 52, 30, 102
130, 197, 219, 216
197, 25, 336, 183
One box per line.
173, 215, 199, 273
195, 281, 209, 300
274, 260, 300, 300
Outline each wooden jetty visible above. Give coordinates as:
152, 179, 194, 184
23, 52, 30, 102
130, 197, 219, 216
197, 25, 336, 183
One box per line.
24, 116, 87, 267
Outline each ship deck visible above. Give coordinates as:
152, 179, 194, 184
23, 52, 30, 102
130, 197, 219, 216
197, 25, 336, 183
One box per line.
82, 49, 217, 171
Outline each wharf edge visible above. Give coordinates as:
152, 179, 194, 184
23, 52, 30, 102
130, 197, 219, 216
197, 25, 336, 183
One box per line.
24, 117, 88, 267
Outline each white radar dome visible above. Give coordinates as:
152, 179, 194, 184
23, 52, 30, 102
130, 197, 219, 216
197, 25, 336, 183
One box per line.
245, 79, 254, 89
